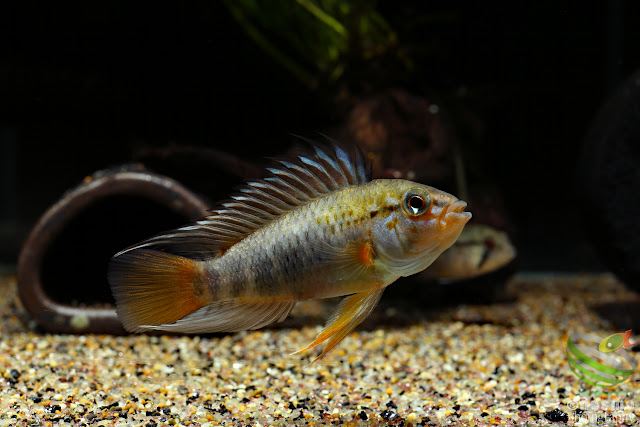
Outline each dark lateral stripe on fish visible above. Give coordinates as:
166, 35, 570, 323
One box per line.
369, 204, 400, 219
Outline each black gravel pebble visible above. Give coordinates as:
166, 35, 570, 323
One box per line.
521, 391, 536, 399
380, 409, 399, 421
544, 409, 568, 423
358, 410, 368, 420
45, 404, 62, 414
518, 405, 529, 411
100, 402, 120, 410
386, 400, 397, 409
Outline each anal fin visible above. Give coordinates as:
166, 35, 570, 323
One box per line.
141, 299, 296, 334
292, 288, 385, 363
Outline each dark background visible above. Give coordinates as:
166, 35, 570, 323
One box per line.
1, 1, 639, 272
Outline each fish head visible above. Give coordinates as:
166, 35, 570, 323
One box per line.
372, 180, 472, 277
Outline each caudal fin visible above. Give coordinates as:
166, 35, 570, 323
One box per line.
108, 249, 207, 332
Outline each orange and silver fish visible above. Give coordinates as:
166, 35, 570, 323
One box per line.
108, 143, 471, 361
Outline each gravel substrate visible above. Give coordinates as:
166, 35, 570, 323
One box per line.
1, 271, 639, 426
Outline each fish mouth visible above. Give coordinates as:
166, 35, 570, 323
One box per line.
439, 200, 472, 225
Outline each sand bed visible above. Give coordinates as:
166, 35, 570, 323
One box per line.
0, 271, 638, 426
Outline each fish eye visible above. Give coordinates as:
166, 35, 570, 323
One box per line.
402, 188, 431, 216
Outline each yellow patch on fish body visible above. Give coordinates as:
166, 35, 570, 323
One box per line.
108, 143, 471, 362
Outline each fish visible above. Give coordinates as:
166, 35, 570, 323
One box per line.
419, 224, 516, 283
108, 142, 471, 361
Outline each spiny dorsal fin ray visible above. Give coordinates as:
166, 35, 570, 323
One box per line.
117, 142, 370, 260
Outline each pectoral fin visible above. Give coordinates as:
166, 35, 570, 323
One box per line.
313, 240, 376, 281
292, 288, 385, 363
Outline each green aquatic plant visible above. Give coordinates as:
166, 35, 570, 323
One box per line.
224, 0, 399, 89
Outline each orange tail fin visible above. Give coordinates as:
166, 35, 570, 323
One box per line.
108, 249, 208, 332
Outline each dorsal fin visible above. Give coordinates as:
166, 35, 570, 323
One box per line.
117, 142, 370, 260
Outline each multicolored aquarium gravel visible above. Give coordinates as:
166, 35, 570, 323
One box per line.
0, 270, 639, 426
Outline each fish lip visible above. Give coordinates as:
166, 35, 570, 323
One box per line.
439, 200, 471, 225
449, 200, 468, 213
450, 211, 473, 222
